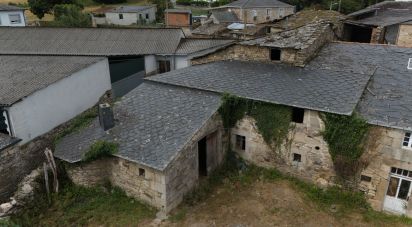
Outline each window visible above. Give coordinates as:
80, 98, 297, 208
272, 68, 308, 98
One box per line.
266, 9, 271, 16
139, 14, 142, 20
145, 13, 149, 19
138, 168, 145, 177
408, 58, 412, 70
158, 60, 171, 73
361, 175, 372, 182
0, 109, 10, 135
403, 132, 412, 149
270, 48, 281, 61
9, 14, 21, 24
235, 135, 246, 151
292, 153, 301, 162
292, 108, 304, 123
119, 14, 123, 19
390, 167, 412, 178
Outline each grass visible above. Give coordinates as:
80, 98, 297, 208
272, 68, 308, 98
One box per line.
182, 152, 412, 226
11, 183, 156, 226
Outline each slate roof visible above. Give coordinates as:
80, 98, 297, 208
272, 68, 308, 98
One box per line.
211, 11, 240, 23
241, 22, 331, 49
0, 134, 20, 152
308, 42, 412, 131
0, 55, 105, 106
175, 38, 235, 55
0, 4, 24, 11
108, 5, 155, 13
54, 82, 221, 170
148, 60, 372, 115
216, 0, 293, 8
347, 1, 412, 27
0, 27, 184, 56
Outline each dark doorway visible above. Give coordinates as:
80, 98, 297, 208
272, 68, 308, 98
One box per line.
344, 24, 373, 43
158, 60, 171, 73
270, 48, 281, 61
198, 137, 207, 177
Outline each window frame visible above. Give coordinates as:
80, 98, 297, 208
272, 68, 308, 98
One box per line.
138, 168, 145, 178
8, 13, 21, 24
402, 132, 412, 149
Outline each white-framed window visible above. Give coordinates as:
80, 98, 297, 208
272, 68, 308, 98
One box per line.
402, 132, 412, 149
9, 14, 21, 24
408, 58, 412, 70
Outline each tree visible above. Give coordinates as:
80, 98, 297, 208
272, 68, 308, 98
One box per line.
50, 4, 91, 27
28, 0, 80, 19
93, 0, 126, 4
151, 0, 174, 22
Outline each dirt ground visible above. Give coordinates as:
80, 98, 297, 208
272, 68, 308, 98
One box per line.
158, 180, 406, 227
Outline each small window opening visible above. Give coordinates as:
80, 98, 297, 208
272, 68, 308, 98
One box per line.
119, 14, 123, 19
270, 48, 281, 61
292, 108, 304, 123
315, 146, 320, 150
236, 135, 246, 151
293, 153, 301, 162
361, 175, 372, 182
408, 58, 412, 70
145, 13, 149, 19
402, 132, 412, 148
139, 14, 142, 19
139, 168, 145, 177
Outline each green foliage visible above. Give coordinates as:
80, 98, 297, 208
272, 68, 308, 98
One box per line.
151, 0, 174, 22
11, 184, 156, 226
28, 0, 82, 19
249, 102, 292, 150
176, 0, 209, 6
322, 113, 369, 178
93, 0, 126, 4
219, 93, 292, 150
283, 0, 386, 14
50, 4, 92, 27
211, 0, 230, 7
82, 140, 118, 162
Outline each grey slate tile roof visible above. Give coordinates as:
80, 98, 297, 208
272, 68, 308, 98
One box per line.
0, 4, 24, 11
108, 5, 155, 13
241, 22, 330, 50
148, 60, 372, 115
0, 27, 184, 56
211, 11, 240, 23
308, 42, 412, 131
0, 55, 105, 106
217, 0, 293, 8
347, 1, 412, 27
0, 134, 20, 152
175, 38, 235, 55
54, 82, 221, 170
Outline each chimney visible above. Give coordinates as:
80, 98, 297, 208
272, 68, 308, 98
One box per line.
99, 103, 115, 131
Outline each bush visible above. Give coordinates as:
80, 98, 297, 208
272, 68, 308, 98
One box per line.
93, 0, 126, 4
211, 0, 230, 7
51, 4, 92, 27
176, 0, 209, 7
82, 141, 118, 162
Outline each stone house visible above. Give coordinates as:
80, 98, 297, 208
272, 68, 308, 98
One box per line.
344, 1, 412, 46
212, 0, 295, 24
54, 82, 227, 213
0, 4, 25, 27
91, 5, 157, 26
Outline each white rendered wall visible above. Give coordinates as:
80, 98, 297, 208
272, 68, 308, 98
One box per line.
8, 59, 111, 143
144, 55, 157, 74
0, 11, 25, 26
174, 56, 190, 69
105, 9, 156, 26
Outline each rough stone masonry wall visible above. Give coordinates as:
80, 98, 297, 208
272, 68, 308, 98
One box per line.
66, 157, 167, 210
164, 113, 227, 213
358, 126, 412, 216
192, 44, 270, 65
397, 24, 412, 47
371, 26, 385, 44
231, 110, 335, 186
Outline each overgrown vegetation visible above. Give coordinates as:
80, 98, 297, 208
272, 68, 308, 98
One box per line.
180, 152, 412, 225
321, 113, 369, 179
11, 183, 156, 226
50, 4, 92, 27
219, 93, 292, 151
82, 140, 119, 162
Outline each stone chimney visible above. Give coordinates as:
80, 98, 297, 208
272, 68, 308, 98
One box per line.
99, 103, 115, 131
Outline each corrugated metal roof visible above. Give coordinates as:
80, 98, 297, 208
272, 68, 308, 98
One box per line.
0, 55, 105, 106
0, 27, 185, 56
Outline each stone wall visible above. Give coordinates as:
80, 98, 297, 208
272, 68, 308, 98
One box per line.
66, 157, 167, 210
397, 24, 412, 47
358, 126, 412, 216
231, 110, 335, 186
192, 45, 270, 65
164, 113, 227, 212
371, 26, 384, 44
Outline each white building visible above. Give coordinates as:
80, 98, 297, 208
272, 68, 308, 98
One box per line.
0, 4, 25, 27
0, 56, 111, 144
92, 5, 157, 26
